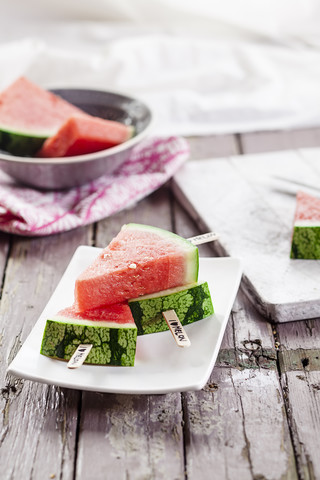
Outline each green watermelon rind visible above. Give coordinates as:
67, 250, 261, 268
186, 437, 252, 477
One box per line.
40, 317, 137, 366
128, 281, 214, 335
0, 124, 53, 157
290, 226, 320, 259
121, 223, 199, 283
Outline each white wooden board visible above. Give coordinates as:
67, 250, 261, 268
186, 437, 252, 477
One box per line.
173, 148, 320, 323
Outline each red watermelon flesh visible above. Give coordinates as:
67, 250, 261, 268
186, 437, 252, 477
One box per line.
58, 302, 135, 325
74, 224, 199, 312
37, 115, 133, 157
0, 76, 86, 135
294, 191, 320, 223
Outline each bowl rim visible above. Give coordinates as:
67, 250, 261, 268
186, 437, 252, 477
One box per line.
0, 88, 154, 165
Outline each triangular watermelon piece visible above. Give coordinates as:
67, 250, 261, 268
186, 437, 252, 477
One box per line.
290, 191, 320, 259
37, 115, 134, 158
74, 224, 199, 312
0, 77, 86, 156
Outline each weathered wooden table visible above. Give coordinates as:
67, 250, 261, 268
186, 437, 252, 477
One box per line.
1, 128, 320, 480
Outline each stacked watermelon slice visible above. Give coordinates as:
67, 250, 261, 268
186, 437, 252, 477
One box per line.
40, 224, 214, 366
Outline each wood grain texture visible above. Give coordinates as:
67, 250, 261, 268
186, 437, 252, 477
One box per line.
0, 233, 10, 282
277, 318, 320, 360
276, 319, 320, 480
281, 371, 320, 480
221, 291, 277, 370
240, 127, 320, 154
183, 367, 297, 480
76, 392, 184, 480
1, 128, 320, 480
0, 228, 92, 479
188, 134, 239, 160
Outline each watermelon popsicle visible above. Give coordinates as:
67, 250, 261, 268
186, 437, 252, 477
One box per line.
40, 281, 214, 365
40, 303, 137, 366
40, 225, 216, 366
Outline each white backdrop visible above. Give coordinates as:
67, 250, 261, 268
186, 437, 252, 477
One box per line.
1, 0, 320, 136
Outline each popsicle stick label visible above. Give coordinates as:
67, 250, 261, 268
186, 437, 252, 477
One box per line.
162, 310, 191, 348
187, 232, 219, 245
67, 344, 93, 369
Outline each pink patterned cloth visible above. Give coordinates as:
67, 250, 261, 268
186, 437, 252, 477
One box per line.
0, 136, 189, 236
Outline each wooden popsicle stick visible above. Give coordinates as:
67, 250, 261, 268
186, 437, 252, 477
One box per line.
67, 344, 93, 369
187, 231, 219, 245
162, 310, 191, 348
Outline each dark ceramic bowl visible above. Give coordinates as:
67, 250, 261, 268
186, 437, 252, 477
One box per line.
0, 88, 153, 189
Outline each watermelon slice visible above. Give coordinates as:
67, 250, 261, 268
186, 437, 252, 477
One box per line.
290, 191, 320, 259
0, 77, 86, 156
129, 281, 214, 335
37, 115, 134, 158
40, 303, 137, 366
74, 224, 199, 312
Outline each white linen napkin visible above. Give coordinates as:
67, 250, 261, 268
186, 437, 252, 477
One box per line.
1, 1, 320, 136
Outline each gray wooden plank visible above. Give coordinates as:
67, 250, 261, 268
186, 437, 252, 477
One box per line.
76, 392, 184, 480
187, 134, 239, 160
221, 291, 276, 369
241, 127, 320, 154
276, 320, 320, 480
0, 233, 10, 281
280, 369, 320, 480
183, 366, 297, 480
0, 227, 92, 479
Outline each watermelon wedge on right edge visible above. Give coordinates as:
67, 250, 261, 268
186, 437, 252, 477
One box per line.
290, 191, 320, 259
74, 224, 199, 312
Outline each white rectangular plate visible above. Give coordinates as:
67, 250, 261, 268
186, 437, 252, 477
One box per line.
7, 246, 242, 394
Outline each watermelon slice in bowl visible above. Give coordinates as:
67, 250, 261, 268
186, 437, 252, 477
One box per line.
0, 78, 153, 189
0, 77, 88, 156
